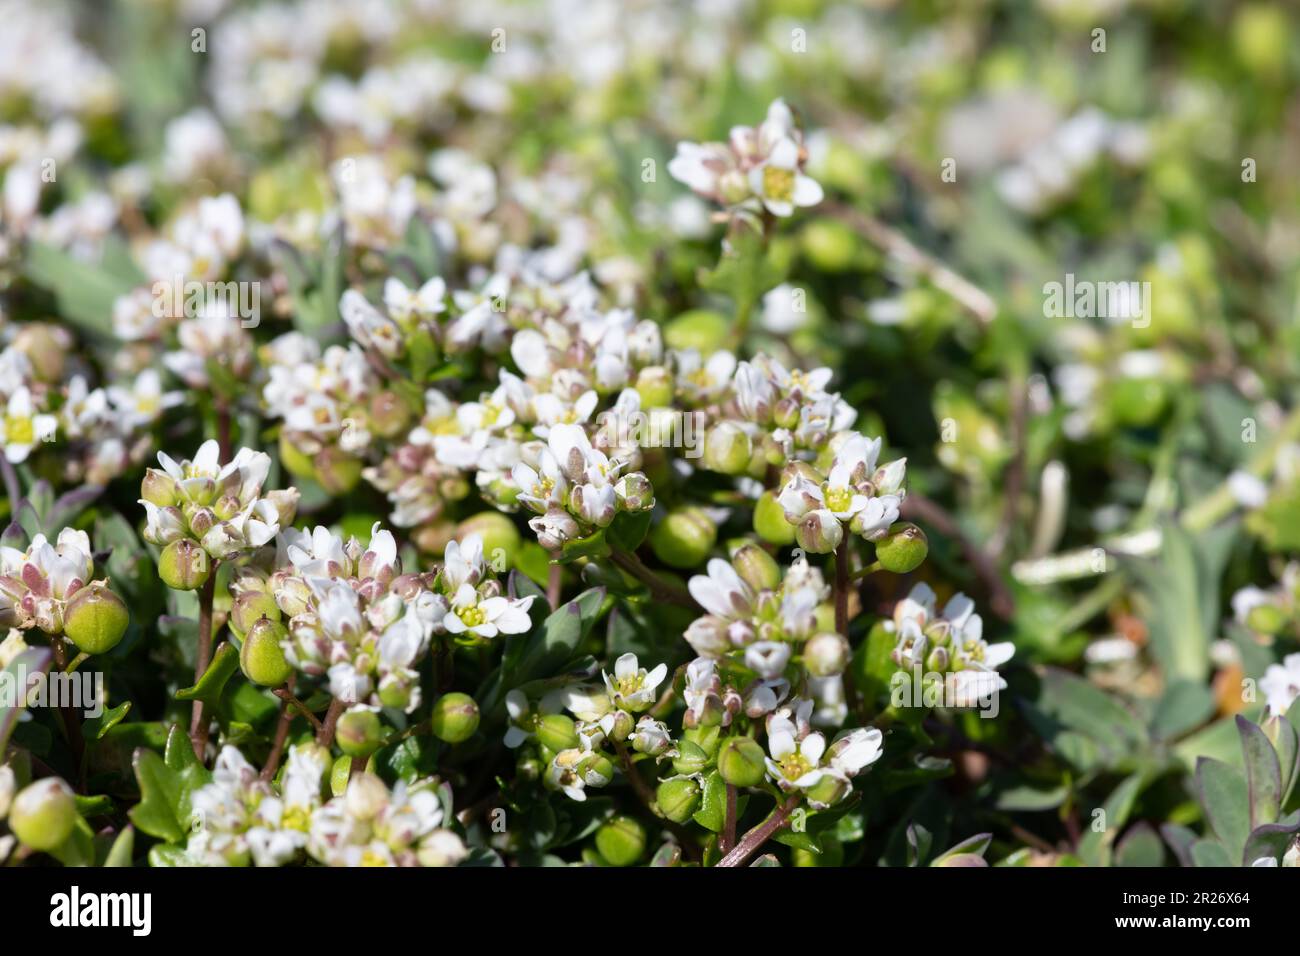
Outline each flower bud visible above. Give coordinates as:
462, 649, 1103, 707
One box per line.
141, 468, 179, 507
454, 512, 521, 569
717, 736, 766, 788
264, 488, 300, 528
754, 490, 797, 545
801, 219, 857, 272
650, 506, 717, 568
635, 367, 675, 409
9, 778, 77, 852
874, 522, 928, 574
368, 390, 411, 439
656, 777, 701, 823
794, 511, 843, 554
430, 692, 480, 744
329, 755, 374, 797
63, 585, 129, 655
773, 396, 802, 431
344, 772, 389, 819
240, 617, 293, 687
925, 645, 950, 673
703, 422, 753, 475
576, 751, 614, 787
631, 716, 674, 756
732, 543, 781, 592
804, 773, 851, 809
336, 707, 384, 757
614, 472, 655, 512
804, 632, 850, 677
536, 714, 580, 753
595, 815, 646, 867
159, 538, 210, 591
671, 739, 710, 776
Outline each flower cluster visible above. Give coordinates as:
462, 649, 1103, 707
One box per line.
186, 745, 465, 868
669, 99, 824, 221
140, 440, 300, 581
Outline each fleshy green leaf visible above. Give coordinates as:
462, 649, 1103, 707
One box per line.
175, 641, 240, 706
1195, 757, 1250, 864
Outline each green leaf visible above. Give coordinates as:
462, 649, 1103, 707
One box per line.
128, 749, 187, 844
1150, 681, 1214, 741
1195, 757, 1250, 864
48, 817, 97, 867
1190, 839, 1233, 867
1114, 822, 1165, 867
692, 771, 727, 833
75, 794, 114, 816
149, 845, 207, 867
1236, 716, 1281, 828
84, 701, 132, 741
175, 641, 240, 706
606, 511, 652, 553
932, 832, 991, 866
1124, 520, 1235, 684
23, 240, 143, 341
1023, 668, 1146, 769
1241, 813, 1300, 866
104, 826, 135, 867
505, 587, 607, 684
1078, 772, 1146, 866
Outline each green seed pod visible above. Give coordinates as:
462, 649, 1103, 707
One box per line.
9, 778, 77, 852
717, 736, 766, 788
671, 739, 710, 776
1246, 603, 1287, 636
656, 777, 702, 824
754, 491, 797, 546
702, 422, 753, 475
650, 506, 717, 569
336, 707, 384, 757
239, 617, 293, 687
279, 432, 319, 479
63, 585, 129, 655
159, 538, 210, 591
663, 309, 730, 353
536, 714, 580, 753
874, 522, 928, 574
595, 815, 647, 867
731, 542, 781, 592
801, 219, 857, 273
314, 446, 363, 495
230, 588, 281, 637
454, 512, 521, 571
430, 692, 481, 744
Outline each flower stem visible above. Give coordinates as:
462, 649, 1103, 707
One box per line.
260, 678, 295, 783
546, 557, 562, 610
189, 572, 217, 762
317, 697, 346, 749
609, 549, 698, 609
716, 794, 801, 867
720, 783, 738, 855
272, 686, 324, 733
834, 545, 850, 635
49, 637, 85, 789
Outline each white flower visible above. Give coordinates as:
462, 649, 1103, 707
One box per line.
1261, 654, 1300, 716
745, 641, 792, 680
1, 387, 56, 462
631, 716, 675, 757
383, 277, 446, 323
748, 138, 823, 217
765, 727, 827, 791
602, 652, 668, 713
442, 583, 534, 639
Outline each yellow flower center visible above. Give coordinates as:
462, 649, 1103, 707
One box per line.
963, 639, 984, 662
762, 166, 796, 202
459, 604, 486, 627
360, 848, 388, 867
282, 805, 312, 833
778, 752, 814, 780
5, 415, 33, 446
823, 485, 852, 513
